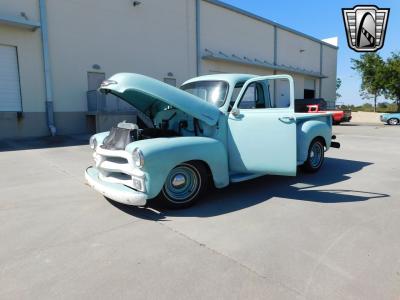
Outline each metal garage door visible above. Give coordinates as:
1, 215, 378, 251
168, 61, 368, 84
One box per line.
0, 45, 22, 111
304, 79, 315, 90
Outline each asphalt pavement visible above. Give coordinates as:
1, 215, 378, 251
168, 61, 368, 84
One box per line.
0, 124, 399, 299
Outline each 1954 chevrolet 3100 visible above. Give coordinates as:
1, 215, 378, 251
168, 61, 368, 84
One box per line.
85, 73, 340, 208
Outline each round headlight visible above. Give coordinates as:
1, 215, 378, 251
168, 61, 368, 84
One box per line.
132, 148, 144, 168
89, 136, 97, 150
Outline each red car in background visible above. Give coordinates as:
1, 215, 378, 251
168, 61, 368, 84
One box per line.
307, 104, 352, 125
295, 98, 352, 125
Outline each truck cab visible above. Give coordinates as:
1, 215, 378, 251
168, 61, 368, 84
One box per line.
85, 73, 338, 208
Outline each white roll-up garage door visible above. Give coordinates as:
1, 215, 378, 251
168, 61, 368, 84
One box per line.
0, 45, 22, 111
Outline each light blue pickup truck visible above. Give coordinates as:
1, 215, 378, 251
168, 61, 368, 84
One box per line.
85, 73, 339, 208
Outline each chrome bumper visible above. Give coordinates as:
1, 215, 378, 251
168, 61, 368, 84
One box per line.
85, 166, 147, 206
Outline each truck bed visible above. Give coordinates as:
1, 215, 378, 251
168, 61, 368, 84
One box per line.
295, 112, 332, 121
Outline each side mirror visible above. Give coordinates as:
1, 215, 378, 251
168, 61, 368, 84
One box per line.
231, 107, 240, 117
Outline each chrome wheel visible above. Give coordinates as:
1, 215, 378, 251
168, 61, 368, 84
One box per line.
388, 118, 399, 125
302, 138, 325, 173
162, 163, 202, 204
310, 142, 324, 168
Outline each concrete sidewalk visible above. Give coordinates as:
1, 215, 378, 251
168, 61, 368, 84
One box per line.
350, 111, 382, 124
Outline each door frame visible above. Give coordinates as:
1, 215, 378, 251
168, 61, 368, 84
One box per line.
231, 75, 295, 112
227, 75, 297, 176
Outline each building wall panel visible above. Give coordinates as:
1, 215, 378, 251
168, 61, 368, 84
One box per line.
200, 0, 275, 74
203, 60, 274, 76
46, 0, 197, 112
276, 29, 320, 73
321, 45, 337, 102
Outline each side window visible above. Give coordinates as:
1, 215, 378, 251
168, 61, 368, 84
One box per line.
238, 83, 266, 109
272, 79, 291, 108
229, 82, 244, 111
239, 84, 256, 109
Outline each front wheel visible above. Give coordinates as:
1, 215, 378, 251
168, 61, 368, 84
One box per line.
302, 138, 325, 173
388, 118, 399, 125
156, 161, 209, 209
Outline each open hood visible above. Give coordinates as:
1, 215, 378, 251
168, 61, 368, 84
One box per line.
99, 73, 221, 126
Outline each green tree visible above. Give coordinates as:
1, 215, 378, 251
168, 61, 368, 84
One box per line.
336, 78, 342, 99
383, 52, 400, 112
361, 103, 374, 112
351, 53, 385, 112
378, 102, 388, 109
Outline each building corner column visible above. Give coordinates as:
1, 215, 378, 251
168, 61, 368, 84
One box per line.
319, 43, 323, 98
195, 0, 201, 76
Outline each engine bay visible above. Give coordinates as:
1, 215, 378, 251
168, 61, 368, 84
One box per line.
101, 125, 180, 151
100, 109, 205, 150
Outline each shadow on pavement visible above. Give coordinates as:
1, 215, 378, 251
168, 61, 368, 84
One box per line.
338, 123, 382, 127
333, 123, 359, 126
0, 135, 90, 152
109, 157, 388, 220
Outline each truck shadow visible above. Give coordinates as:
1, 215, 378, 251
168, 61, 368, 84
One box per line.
0, 134, 90, 152
108, 157, 388, 220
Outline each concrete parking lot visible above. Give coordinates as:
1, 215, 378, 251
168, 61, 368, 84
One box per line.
1, 124, 399, 300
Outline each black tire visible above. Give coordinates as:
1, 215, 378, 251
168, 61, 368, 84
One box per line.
155, 161, 209, 209
301, 138, 325, 173
388, 118, 399, 125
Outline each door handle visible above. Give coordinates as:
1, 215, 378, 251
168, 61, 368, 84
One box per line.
279, 116, 295, 122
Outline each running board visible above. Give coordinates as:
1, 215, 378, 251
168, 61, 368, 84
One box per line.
230, 173, 261, 183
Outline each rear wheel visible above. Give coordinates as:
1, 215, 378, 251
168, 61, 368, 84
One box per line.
157, 161, 209, 209
388, 118, 399, 125
302, 138, 325, 173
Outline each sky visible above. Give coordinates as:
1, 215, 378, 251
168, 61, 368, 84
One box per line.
222, 0, 400, 105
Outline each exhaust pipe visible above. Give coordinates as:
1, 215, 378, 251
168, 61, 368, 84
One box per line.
331, 141, 340, 148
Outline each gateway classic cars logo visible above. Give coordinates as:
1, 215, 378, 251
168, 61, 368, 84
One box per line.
342, 5, 390, 52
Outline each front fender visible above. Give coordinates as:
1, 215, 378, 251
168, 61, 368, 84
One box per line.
126, 137, 229, 199
297, 118, 332, 164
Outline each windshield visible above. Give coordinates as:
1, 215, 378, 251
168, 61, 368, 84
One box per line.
180, 80, 229, 107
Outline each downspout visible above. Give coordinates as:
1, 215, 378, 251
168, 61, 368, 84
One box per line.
273, 25, 277, 98
195, 0, 200, 76
39, 0, 56, 136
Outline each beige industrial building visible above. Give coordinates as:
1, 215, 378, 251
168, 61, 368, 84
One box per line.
0, 0, 338, 139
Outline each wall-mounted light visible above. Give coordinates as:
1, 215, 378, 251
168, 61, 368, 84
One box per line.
164, 77, 176, 87
92, 64, 101, 70
133, 1, 142, 7
299, 49, 305, 53
167, 72, 174, 77
20, 12, 28, 20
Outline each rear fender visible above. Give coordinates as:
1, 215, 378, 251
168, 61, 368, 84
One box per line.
297, 118, 332, 164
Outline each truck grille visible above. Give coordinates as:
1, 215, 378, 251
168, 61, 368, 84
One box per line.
93, 147, 145, 191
